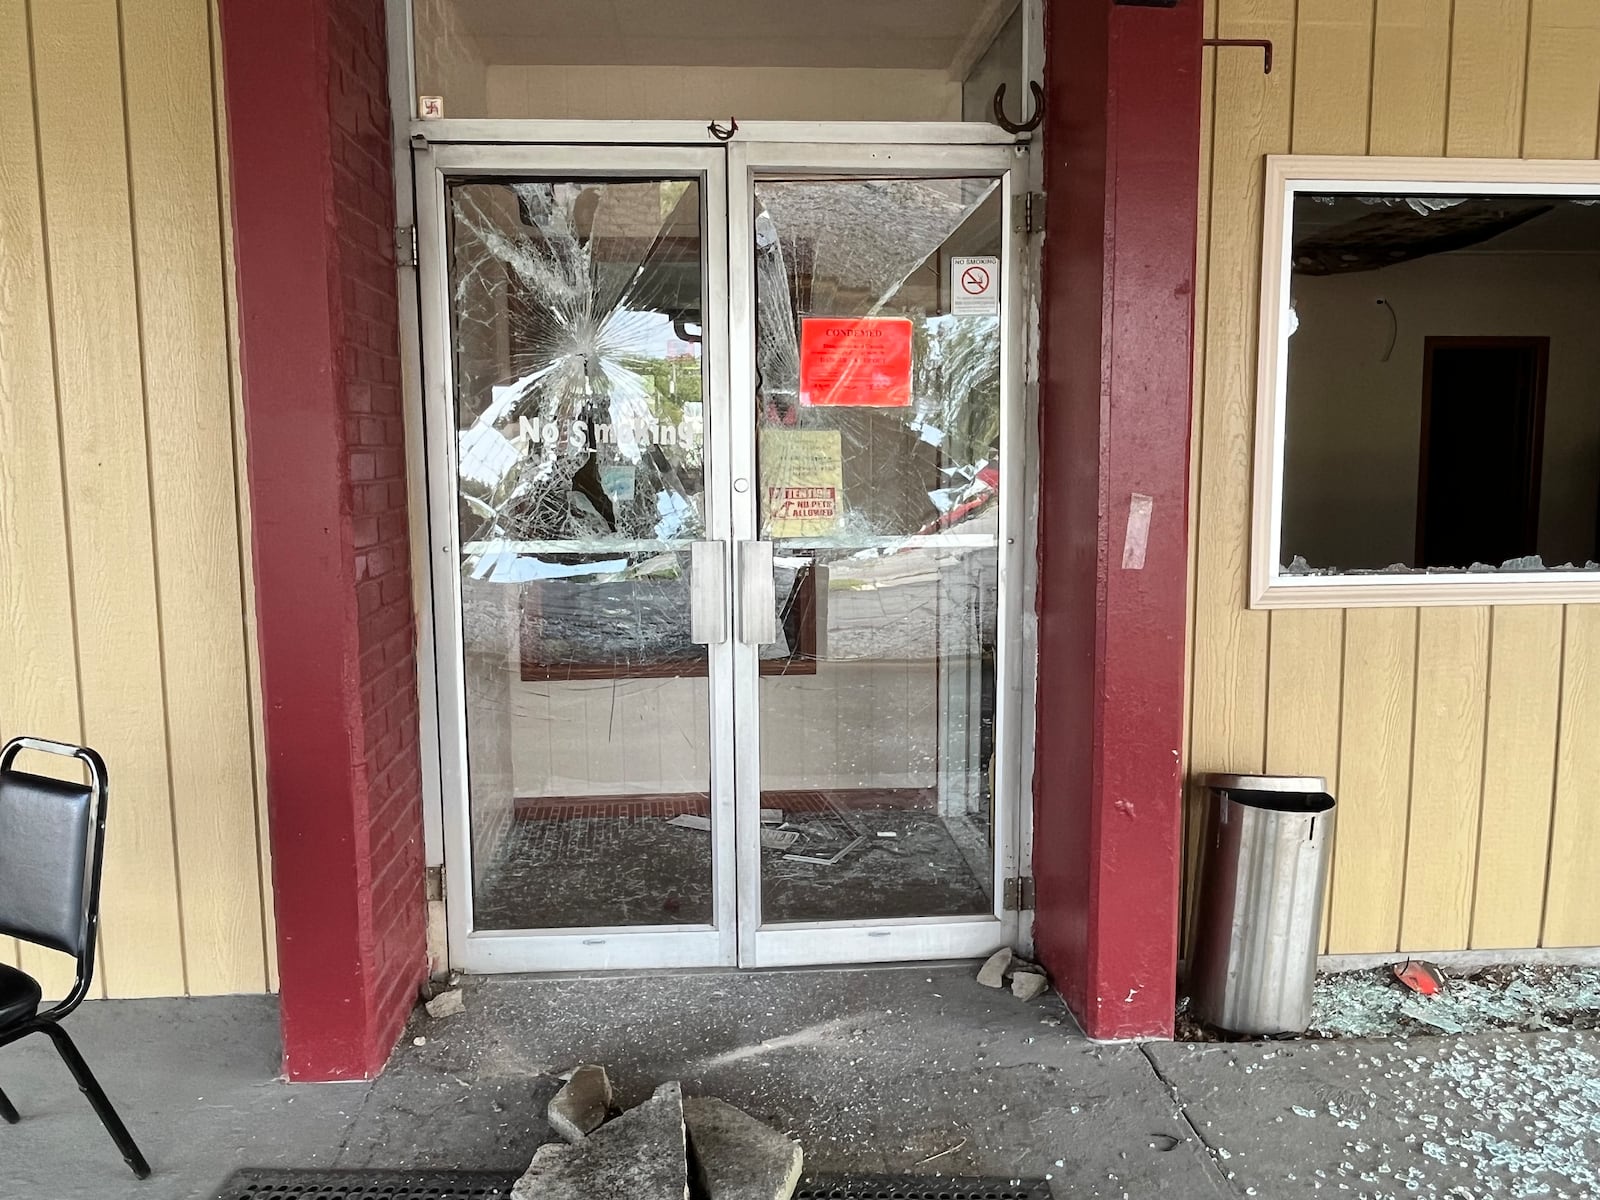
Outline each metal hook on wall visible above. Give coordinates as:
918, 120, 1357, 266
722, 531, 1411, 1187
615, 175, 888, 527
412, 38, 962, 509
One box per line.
708, 117, 739, 142
992, 81, 1044, 135
1202, 37, 1274, 74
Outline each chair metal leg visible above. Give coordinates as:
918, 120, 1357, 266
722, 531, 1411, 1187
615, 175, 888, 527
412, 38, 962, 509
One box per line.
0, 1083, 18, 1124
41, 1024, 151, 1180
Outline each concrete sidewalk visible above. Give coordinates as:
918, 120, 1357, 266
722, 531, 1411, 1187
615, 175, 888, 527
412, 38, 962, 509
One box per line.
0, 967, 1593, 1199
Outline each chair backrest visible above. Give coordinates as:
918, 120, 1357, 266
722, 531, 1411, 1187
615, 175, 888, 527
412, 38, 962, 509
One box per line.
0, 738, 106, 965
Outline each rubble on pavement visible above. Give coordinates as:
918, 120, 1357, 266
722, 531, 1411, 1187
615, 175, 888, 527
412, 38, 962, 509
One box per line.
516, 1070, 804, 1200
424, 987, 465, 1020
977, 947, 1051, 1001
515, 1080, 689, 1200
547, 1064, 612, 1143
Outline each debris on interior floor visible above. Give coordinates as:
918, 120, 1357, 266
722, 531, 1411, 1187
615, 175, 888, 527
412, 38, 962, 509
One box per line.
782, 835, 866, 866
517, 1071, 805, 1200
666, 813, 803, 852
1176, 962, 1600, 1041
975, 948, 1051, 1001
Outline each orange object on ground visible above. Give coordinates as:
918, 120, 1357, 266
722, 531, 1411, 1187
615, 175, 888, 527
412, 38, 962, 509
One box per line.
1391, 959, 1446, 996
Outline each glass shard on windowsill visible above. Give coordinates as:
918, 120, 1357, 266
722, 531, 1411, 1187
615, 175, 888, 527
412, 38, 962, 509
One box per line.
1283, 553, 1600, 576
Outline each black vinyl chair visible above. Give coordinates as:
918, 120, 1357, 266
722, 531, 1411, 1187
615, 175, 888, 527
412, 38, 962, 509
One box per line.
0, 736, 151, 1179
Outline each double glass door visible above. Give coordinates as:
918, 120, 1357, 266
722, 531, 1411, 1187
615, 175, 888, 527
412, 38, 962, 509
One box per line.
417, 139, 1024, 972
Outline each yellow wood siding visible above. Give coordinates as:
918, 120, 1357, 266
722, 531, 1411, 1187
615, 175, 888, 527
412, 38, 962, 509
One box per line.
0, 0, 271, 996
1191, 0, 1600, 955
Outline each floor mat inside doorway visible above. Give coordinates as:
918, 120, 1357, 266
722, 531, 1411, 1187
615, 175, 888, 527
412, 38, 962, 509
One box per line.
473, 801, 993, 929
212, 1169, 1054, 1199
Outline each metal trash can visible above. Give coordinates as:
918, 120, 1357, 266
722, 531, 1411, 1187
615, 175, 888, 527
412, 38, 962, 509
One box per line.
1189, 772, 1336, 1035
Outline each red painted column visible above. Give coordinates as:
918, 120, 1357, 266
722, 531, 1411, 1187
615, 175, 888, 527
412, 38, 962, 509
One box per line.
1032, 0, 1202, 1039
219, 0, 427, 1080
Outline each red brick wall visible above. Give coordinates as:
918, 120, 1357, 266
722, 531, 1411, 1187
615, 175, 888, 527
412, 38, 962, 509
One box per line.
221, 0, 427, 1081
329, 0, 428, 1059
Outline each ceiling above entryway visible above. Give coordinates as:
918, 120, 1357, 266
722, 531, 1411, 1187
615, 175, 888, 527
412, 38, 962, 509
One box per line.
449, 0, 1007, 72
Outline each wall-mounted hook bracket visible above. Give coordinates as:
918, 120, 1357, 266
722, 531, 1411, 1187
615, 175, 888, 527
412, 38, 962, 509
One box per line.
992, 80, 1045, 135
708, 117, 739, 142
1202, 37, 1274, 74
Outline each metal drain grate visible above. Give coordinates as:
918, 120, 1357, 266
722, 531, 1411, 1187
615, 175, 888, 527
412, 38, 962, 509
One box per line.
213, 1170, 519, 1198
793, 1178, 1052, 1200
213, 1169, 1053, 1200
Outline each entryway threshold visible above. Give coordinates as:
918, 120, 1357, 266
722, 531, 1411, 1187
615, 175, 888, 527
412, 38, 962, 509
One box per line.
462, 956, 1049, 988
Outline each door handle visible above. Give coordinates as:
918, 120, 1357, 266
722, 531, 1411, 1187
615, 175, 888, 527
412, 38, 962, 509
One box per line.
689, 540, 727, 645
737, 540, 777, 646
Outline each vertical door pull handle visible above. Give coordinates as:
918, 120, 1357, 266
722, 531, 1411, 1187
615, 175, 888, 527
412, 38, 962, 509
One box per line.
690, 540, 728, 645
738, 540, 777, 646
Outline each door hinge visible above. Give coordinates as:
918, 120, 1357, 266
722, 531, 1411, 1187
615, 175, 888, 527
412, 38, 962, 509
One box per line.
1003, 876, 1036, 911
1013, 192, 1046, 234
395, 224, 419, 268
425, 864, 445, 902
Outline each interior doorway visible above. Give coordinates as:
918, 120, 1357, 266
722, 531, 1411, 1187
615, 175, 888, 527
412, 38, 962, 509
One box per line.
415, 136, 1027, 972
1417, 336, 1550, 568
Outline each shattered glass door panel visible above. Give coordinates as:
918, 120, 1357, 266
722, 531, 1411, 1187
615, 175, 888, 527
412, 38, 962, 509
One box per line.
447, 175, 715, 931
751, 177, 1005, 924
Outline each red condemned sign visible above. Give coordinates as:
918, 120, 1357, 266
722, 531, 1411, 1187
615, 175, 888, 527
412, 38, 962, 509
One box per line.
798, 317, 913, 407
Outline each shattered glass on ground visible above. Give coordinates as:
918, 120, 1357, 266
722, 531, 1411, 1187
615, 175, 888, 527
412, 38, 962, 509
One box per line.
1309, 965, 1600, 1039
1178, 964, 1600, 1041
1150, 1029, 1600, 1200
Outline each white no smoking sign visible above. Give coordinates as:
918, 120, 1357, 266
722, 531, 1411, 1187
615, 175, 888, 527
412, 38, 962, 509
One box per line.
950, 255, 1000, 316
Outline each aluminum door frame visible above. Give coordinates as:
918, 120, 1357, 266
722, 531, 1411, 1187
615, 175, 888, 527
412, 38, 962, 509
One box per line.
726, 140, 1028, 968
416, 142, 740, 972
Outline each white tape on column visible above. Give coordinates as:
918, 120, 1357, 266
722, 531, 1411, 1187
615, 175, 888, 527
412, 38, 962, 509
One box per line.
1122, 493, 1154, 570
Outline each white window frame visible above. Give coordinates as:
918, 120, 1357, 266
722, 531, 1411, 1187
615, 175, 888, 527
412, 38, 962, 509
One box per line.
1251, 154, 1600, 610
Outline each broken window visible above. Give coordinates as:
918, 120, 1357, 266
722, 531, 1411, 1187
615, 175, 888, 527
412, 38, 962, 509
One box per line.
441, 165, 1013, 936
448, 175, 716, 928
752, 175, 1005, 923
1255, 159, 1600, 605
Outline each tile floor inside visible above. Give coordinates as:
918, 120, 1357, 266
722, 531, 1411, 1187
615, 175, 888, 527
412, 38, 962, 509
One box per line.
474, 801, 993, 929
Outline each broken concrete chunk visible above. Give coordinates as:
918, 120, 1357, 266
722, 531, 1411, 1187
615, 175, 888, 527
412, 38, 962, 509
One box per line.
424, 987, 465, 1019
514, 1080, 688, 1200
684, 1097, 803, 1200
1011, 971, 1050, 1002
977, 948, 1013, 988
548, 1064, 614, 1143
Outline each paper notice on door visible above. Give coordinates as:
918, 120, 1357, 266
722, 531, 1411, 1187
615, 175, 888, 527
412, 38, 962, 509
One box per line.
760, 429, 844, 538
798, 317, 914, 407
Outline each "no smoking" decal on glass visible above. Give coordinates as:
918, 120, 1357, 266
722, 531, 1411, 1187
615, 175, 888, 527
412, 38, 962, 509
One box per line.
950, 255, 1000, 316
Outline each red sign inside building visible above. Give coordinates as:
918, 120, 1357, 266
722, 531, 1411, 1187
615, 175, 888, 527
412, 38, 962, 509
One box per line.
798, 317, 914, 407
